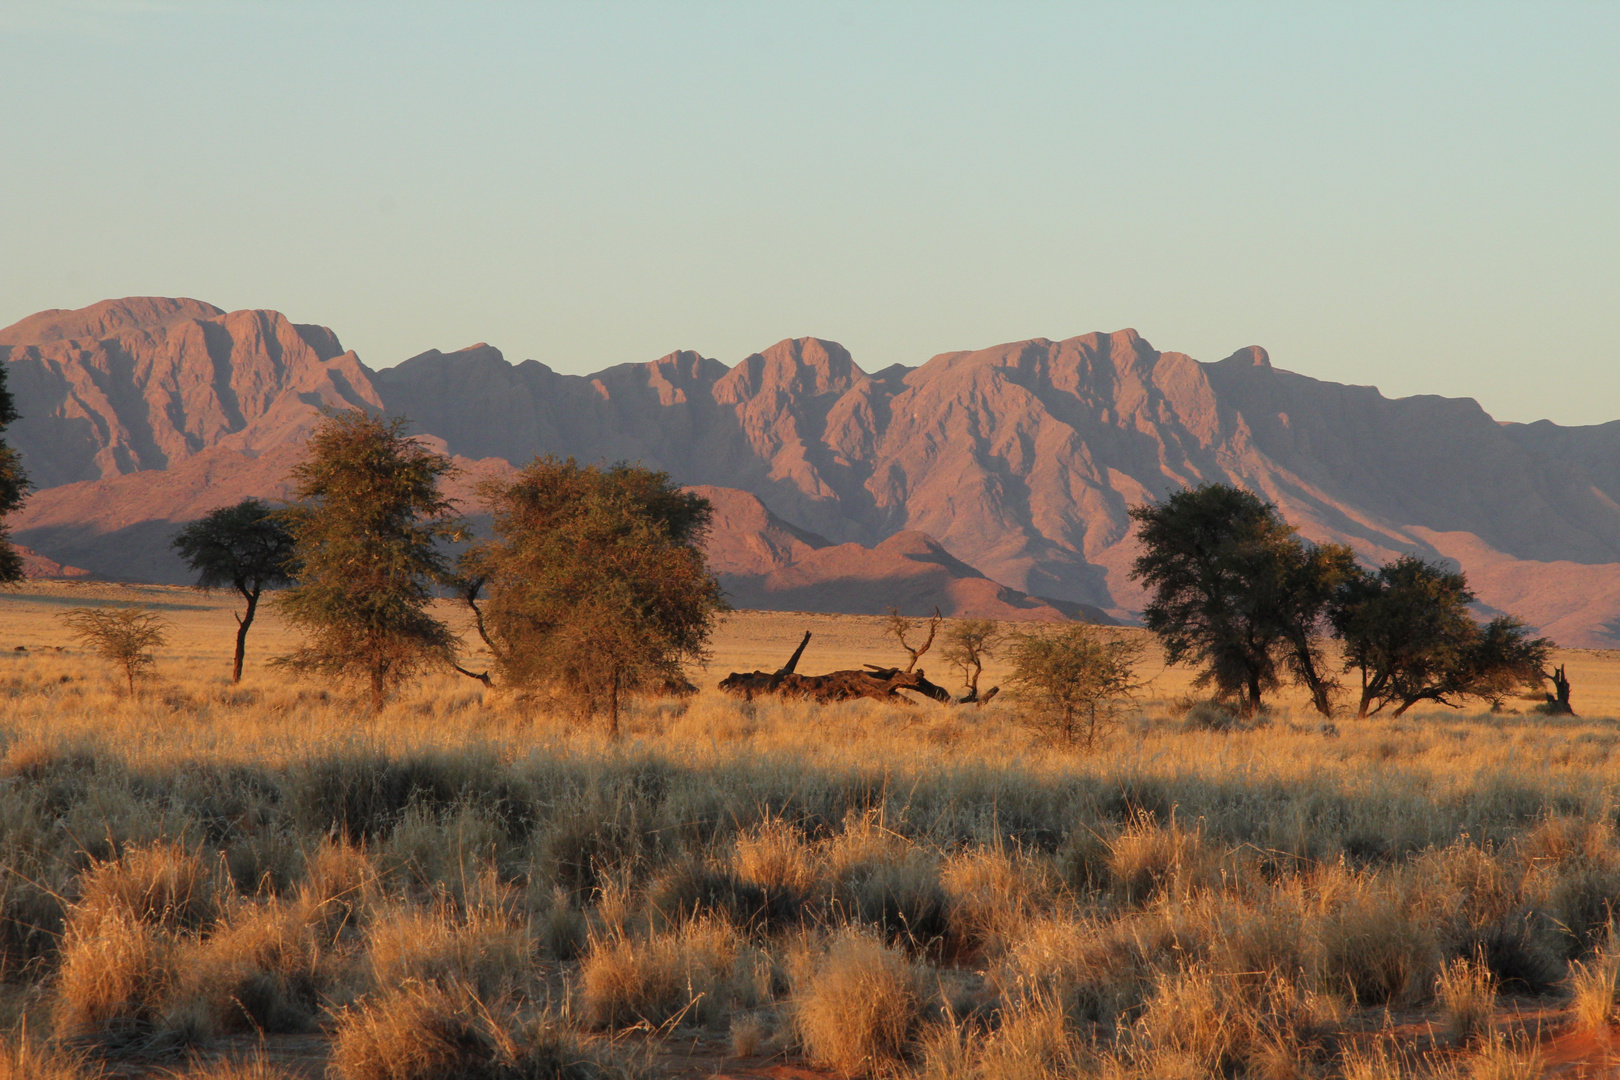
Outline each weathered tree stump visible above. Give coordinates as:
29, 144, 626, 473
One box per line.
1541, 663, 1575, 715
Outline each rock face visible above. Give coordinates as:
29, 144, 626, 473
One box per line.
1, 297, 379, 488
5, 298, 1620, 646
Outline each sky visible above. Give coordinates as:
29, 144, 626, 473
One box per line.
2, 1, 1617, 425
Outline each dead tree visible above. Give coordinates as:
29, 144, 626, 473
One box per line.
719, 631, 952, 704
722, 664, 952, 704
1541, 663, 1575, 715
886, 606, 942, 672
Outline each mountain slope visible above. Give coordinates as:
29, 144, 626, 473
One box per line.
5, 298, 1618, 646
1, 297, 378, 488
693, 485, 1106, 621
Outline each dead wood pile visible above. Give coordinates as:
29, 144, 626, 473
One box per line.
717, 630, 994, 705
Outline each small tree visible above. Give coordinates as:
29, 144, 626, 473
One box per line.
61, 606, 169, 694
1130, 484, 1353, 717
171, 499, 295, 683
1006, 624, 1143, 749
885, 606, 942, 672
939, 618, 1003, 702
459, 456, 726, 737
0, 361, 31, 583
273, 411, 462, 709
1331, 556, 1550, 717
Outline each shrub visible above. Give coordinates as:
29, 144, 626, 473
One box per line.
73, 841, 218, 937
1435, 954, 1495, 1045
60, 606, 169, 695
841, 857, 952, 955
1105, 812, 1219, 905
647, 859, 797, 934
1314, 882, 1437, 1007
297, 837, 379, 939
580, 917, 751, 1030
0, 1036, 96, 1080
1569, 947, 1620, 1032
794, 931, 925, 1076
51, 905, 174, 1046
174, 900, 332, 1034
364, 901, 531, 1004
1005, 625, 1143, 749
730, 817, 821, 898
328, 980, 623, 1080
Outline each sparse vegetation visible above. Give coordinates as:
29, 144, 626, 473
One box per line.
59, 605, 170, 693
0, 589, 1615, 1077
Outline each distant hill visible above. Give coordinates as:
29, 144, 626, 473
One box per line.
693, 485, 1109, 622
4, 297, 1618, 644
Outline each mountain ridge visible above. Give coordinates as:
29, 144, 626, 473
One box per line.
5, 298, 1617, 645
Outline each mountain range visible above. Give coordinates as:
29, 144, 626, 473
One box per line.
4, 297, 1617, 645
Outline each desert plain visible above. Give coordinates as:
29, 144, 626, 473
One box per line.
0, 583, 1619, 1078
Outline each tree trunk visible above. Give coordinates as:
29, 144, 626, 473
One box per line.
370, 669, 385, 712
1245, 670, 1262, 718
232, 587, 260, 684
608, 673, 621, 739
1543, 664, 1575, 716
781, 631, 811, 675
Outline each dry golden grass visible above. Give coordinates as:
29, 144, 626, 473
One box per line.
793, 930, 925, 1076
1, 584, 1619, 1076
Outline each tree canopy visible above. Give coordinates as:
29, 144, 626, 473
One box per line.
1331, 556, 1550, 717
459, 456, 726, 736
273, 411, 462, 708
0, 362, 30, 583
171, 498, 296, 682
1129, 484, 1353, 717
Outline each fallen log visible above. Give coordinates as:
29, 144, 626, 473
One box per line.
721, 665, 952, 704
718, 631, 955, 704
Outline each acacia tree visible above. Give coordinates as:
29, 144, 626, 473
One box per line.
940, 618, 1003, 702
0, 362, 30, 583
1006, 624, 1143, 749
62, 606, 169, 694
1332, 557, 1549, 717
459, 456, 726, 737
273, 411, 461, 709
1130, 484, 1354, 717
171, 499, 295, 683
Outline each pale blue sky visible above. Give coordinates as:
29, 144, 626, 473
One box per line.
3, 1, 1616, 424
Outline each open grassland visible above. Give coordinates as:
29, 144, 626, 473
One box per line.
2, 582, 1620, 1078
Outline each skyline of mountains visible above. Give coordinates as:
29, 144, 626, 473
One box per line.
4, 297, 1617, 645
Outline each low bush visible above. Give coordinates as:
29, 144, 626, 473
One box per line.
580, 917, 756, 1030
793, 931, 926, 1076
328, 980, 626, 1080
